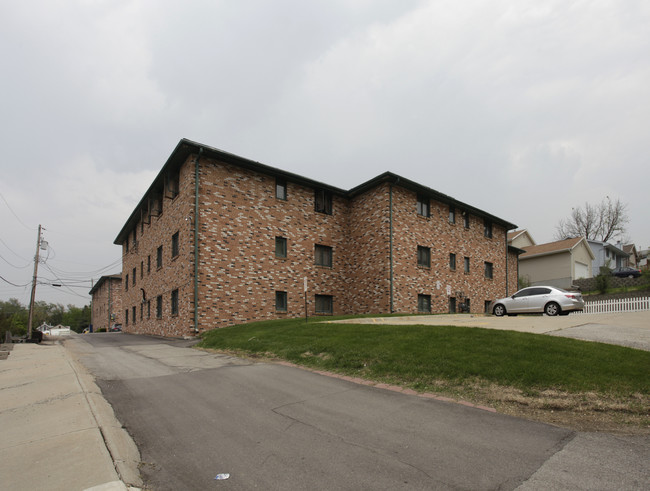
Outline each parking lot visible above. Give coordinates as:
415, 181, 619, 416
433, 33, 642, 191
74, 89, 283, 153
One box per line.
332, 311, 650, 351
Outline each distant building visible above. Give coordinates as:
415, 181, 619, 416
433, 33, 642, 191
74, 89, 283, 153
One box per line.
587, 240, 629, 274
89, 274, 122, 331
114, 139, 517, 337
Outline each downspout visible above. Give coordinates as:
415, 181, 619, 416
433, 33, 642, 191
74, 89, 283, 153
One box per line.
505, 232, 509, 296
193, 148, 203, 334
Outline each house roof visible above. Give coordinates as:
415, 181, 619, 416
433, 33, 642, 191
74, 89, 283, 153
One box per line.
114, 138, 517, 244
520, 237, 595, 260
586, 239, 629, 257
89, 274, 122, 296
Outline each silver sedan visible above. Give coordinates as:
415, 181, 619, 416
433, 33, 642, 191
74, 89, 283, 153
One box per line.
490, 286, 584, 316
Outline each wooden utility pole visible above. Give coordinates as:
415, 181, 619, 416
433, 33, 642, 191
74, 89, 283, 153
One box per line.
27, 224, 42, 339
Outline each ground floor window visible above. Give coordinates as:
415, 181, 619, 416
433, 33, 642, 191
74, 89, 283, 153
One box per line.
315, 294, 333, 314
484, 300, 492, 313
275, 291, 287, 312
449, 297, 456, 313
171, 289, 179, 316
156, 295, 163, 318
132, 306, 136, 325
418, 294, 431, 313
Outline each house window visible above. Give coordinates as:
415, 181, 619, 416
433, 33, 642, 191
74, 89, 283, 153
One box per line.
275, 237, 287, 258
125, 309, 129, 325
484, 220, 493, 239
132, 268, 136, 286
484, 300, 491, 314
166, 171, 180, 198
147, 300, 151, 319
171, 231, 179, 258
275, 291, 287, 312
315, 244, 333, 267
449, 206, 456, 224
315, 294, 333, 314
125, 274, 129, 292
171, 289, 179, 316
276, 179, 287, 200
125, 239, 129, 254
417, 246, 431, 268
417, 195, 430, 217
141, 261, 144, 278
140, 303, 143, 321
147, 255, 151, 274
464, 257, 470, 274
449, 297, 456, 313
417, 294, 431, 313
315, 189, 332, 214
132, 306, 136, 325
463, 211, 470, 229
156, 295, 163, 318
449, 253, 456, 271
157, 246, 163, 269
484, 262, 494, 279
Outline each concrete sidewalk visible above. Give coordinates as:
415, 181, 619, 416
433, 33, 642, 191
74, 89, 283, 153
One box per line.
0, 340, 142, 491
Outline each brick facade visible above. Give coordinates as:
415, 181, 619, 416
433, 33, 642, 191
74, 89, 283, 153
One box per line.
89, 274, 122, 332
115, 139, 517, 337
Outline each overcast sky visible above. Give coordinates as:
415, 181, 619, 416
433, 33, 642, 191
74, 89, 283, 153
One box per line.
1, 0, 649, 308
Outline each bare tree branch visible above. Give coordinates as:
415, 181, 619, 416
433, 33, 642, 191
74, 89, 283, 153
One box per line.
554, 197, 629, 242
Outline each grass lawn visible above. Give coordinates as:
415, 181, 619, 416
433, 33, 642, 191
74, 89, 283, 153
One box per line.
197, 316, 650, 431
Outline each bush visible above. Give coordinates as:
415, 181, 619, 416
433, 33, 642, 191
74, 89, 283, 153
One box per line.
595, 274, 610, 294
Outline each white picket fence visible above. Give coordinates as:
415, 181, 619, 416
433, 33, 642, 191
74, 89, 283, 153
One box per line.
572, 296, 650, 315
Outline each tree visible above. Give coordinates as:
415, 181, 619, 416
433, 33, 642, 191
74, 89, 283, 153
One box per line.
555, 197, 629, 243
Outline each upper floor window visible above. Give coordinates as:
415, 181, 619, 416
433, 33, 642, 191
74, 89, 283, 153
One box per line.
417, 246, 431, 268
417, 195, 430, 217
315, 189, 332, 215
171, 289, 179, 316
463, 211, 470, 229
449, 253, 456, 271
125, 273, 129, 291
276, 179, 287, 200
156, 295, 163, 318
275, 237, 287, 258
132, 268, 136, 286
464, 256, 470, 274
484, 220, 493, 239
449, 206, 456, 224
484, 261, 494, 279
157, 245, 163, 269
171, 231, 179, 258
315, 244, 333, 267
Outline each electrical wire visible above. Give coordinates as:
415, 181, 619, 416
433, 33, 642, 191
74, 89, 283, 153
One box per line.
0, 191, 35, 231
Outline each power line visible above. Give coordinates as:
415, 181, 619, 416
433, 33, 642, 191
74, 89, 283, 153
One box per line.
0, 191, 35, 231
0, 274, 31, 288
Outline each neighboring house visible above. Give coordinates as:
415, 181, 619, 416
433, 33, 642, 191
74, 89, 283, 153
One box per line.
89, 274, 122, 332
114, 139, 517, 337
519, 237, 595, 289
639, 248, 649, 270
622, 243, 638, 268
507, 229, 536, 249
506, 229, 533, 291
587, 240, 629, 274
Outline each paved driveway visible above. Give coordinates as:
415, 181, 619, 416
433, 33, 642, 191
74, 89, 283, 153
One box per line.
333, 311, 650, 351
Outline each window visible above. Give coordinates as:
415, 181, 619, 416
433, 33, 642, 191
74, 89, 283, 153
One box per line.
156, 295, 163, 318
125, 309, 129, 325
449, 253, 456, 271
275, 237, 287, 258
276, 179, 287, 200
157, 246, 163, 269
132, 306, 136, 325
484, 220, 493, 239
417, 246, 431, 268
171, 289, 179, 316
275, 291, 287, 312
314, 189, 332, 214
147, 255, 151, 274
463, 211, 470, 229
417, 294, 431, 313
417, 195, 430, 217
315, 244, 333, 267
147, 300, 151, 319
315, 294, 333, 314
484, 300, 492, 314
464, 257, 470, 274
125, 274, 129, 291
140, 261, 144, 278
140, 303, 143, 321
172, 231, 179, 258
484, 262, 493, 279
125, 239, 129, 254
449, 206, 456, 224
449, 297, 456, 313
132, 268, 136, 286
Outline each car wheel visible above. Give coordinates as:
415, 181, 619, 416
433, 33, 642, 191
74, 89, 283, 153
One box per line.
545, 302, 560, 316
493, 304, 506, 317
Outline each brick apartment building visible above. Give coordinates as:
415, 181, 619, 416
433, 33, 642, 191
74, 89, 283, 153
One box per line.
115, 139, 518, 337
89, 274, 122, 332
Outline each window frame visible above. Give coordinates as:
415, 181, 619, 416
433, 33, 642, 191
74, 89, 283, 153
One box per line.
171, 289, 179, 316
449, 253, 456, 271
314, 189, 332, 215
449, 206, 456, 224
156, 245, 163, 269
315, 294, 333, 314
464, 256, 470, 274
484, 220, 493, 239
417, 294, 431, 313
156, 295, 163, 319
484, 261, 494, 279
276, 179, 287, 200
463, 211, 470, 229
275, 237, 287, 258
417, 195, 430, 218
275, 291, 288, 312
171, 231, 179, 258
315, 244, 333, 268
417, 246, 431, 268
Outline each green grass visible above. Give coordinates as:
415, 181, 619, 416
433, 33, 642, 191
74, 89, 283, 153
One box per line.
197, 316, 650, 397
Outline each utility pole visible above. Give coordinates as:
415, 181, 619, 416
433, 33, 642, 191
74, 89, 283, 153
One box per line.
27, 225, 42, 339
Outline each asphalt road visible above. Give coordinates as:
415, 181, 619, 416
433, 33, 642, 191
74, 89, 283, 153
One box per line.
64, 333, 650, 490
